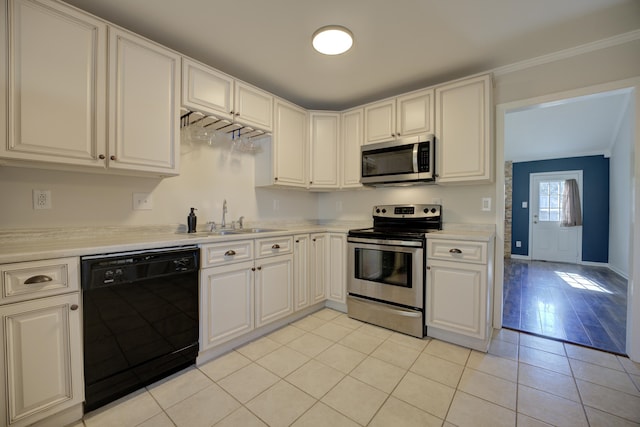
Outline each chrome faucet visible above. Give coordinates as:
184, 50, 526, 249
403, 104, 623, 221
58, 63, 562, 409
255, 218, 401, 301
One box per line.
221, 199, 228, 228
238, 216, 244, 229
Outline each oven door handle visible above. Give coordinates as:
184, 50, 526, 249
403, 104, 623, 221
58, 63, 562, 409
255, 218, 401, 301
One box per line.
347, 237, 423, 248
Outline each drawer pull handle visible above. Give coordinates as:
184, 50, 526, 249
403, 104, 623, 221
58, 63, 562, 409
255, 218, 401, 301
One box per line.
272, 244, 280, 249
70, 304, 79, 311
449, 248, 463, 254
224, 250, 236, 256
24, 275, 53, 284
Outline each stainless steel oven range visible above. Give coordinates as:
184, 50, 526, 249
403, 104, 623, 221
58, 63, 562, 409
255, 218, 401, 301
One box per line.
347, 204, 442, 337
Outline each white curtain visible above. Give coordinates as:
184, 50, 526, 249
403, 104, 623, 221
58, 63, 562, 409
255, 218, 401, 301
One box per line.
561, 178, 582, 227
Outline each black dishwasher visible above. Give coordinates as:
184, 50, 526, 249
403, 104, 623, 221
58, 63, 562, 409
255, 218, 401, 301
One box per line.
81, 246, 199, 412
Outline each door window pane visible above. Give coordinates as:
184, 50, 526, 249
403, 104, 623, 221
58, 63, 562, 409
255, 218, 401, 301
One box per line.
538, 180, 564, 222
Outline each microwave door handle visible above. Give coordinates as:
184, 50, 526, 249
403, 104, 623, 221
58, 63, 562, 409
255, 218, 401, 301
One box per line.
412, 144, 419, 173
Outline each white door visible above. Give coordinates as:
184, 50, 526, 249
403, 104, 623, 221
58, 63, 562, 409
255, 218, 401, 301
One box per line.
530, 171, 582, 263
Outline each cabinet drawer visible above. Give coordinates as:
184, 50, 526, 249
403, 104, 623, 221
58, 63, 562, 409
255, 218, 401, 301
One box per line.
428, 239, 487, 264
0, 257, 79, 305
256, 236, 293, 258
201, 240, 253, 268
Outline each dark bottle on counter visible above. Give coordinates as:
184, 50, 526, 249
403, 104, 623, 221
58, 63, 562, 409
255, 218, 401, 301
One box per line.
187, 207, 197, 233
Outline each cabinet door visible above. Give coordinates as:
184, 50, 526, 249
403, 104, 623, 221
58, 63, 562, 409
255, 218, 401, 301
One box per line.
272, 99, 308, 187
426, 260, 487, 339
435, 74, 492, 183
364, 99, 395, 144
182, 58, 233, 119
108, 28, 180, 175
293, 235, 310, 311
235, 81, 273, 132
327, 233, 346, 303
310, 233, 327, 303
255, 254, 293, 327
309, 112, 340, 189
200, 261, 254, 350
5, 0, 106, 166
397, 89, 434, 137
341, 108, 363, 188
0, 293, 83, 427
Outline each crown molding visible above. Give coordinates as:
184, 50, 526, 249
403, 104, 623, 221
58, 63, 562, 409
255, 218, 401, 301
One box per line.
493, 29, 640, 77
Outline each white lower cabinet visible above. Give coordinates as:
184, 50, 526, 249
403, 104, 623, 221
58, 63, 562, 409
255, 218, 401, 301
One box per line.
326, 233, 346, 304
255, 254, 293, 327
199, 238, 293, 351
293, 234, 310, 311
200, 260, 254, 350
0, 257, 82, 427
310, 233, 327, 304
426, 237, 494, 351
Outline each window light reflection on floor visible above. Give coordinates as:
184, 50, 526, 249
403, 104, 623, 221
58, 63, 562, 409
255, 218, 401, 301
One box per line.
555, 271, 613, 294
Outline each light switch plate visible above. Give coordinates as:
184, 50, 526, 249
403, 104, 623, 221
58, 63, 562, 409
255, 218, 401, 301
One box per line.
522, 201, 528, 208
481, 197, 491, 211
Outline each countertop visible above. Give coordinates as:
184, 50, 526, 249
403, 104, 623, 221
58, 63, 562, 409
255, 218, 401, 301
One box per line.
0, 222, 495, 264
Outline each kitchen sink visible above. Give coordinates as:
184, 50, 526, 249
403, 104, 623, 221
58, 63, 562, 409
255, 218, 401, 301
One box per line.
235, 228, 283, 233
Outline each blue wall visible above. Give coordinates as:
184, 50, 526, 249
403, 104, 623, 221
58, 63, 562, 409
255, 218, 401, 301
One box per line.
511, 155, 609, 262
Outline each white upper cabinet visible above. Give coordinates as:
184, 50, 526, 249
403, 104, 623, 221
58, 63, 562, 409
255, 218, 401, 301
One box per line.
182, 58, 233, 119
309, 112, 340, 189
256, 98, 308, 187
4, 0, 107, 167
1, 0, 8, 161
435, 74, 492, 183
341, 108, 363, 188
234, 81, 273, 132
182, 58, 272, 132
2, 0, 180, 176
108, 27, 180, 175
364, 88, 434, 144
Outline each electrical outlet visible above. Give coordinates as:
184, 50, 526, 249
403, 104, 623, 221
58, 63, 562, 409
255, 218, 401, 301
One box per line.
481, 197, 491, 212
133, 193, 153, 210
33, 190, 52, 210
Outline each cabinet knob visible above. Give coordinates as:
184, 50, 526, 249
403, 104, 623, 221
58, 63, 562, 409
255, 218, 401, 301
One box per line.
272, 244, 280, 249
251, 267, 256, 271
110, 155, 116, 161
426, 266, 431, 270
24, 275, 53, 284
98, 154, 106, 160
235, 112, 240, 116
312, 238, 316, 242
224, 250, 236, 256
257, 266, 262, 270
274, 177, 278, 181
295, 239, 300, 243
70, 304, 79, 311
449, 248, 463, 254
230, 110, 234, 115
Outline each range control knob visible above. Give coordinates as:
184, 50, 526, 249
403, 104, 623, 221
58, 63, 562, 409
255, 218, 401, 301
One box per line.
431, 208, 437, 213
381, 209, 387, 213
375, 208, 381, 213
423, 208, 429, 213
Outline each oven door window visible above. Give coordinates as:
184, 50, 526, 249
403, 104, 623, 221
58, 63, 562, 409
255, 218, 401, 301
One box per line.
354, 248, 412, 288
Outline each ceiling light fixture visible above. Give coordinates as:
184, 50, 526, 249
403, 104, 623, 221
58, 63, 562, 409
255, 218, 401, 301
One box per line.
312, 25, 353, 55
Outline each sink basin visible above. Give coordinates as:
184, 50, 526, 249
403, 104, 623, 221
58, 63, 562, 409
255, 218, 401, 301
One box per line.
235, 228, 283, 233
208, 230, 241, 236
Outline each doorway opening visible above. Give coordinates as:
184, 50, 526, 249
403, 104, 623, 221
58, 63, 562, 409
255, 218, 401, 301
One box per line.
500, 86, 633, 355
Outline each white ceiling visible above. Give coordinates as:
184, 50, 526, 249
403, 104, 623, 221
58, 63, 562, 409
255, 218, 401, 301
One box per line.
64, 0, 640, 111
504, 90, 632, 162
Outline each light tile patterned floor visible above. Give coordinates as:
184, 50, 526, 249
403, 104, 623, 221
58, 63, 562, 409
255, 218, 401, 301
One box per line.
78, 308, 640, 427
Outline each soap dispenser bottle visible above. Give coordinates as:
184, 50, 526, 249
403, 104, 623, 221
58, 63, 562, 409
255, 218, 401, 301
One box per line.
187, 208, 197, 233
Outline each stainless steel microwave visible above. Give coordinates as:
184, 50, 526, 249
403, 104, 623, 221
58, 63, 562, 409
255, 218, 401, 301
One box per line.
360, 134, 435, 185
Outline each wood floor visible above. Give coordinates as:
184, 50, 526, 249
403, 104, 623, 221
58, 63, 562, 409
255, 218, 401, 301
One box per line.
502, 259, 627, 354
